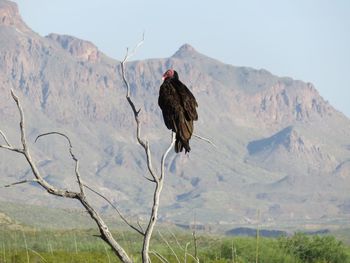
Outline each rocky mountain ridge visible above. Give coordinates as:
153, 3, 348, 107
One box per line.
1, 0, 350, 227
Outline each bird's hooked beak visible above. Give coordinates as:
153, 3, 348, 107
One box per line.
162, 76, 165, 81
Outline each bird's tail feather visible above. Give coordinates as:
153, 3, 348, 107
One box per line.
174, 112, 193, 153
175, 133, 191, 153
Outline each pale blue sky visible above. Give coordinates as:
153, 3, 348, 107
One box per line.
13, 0, 350, 117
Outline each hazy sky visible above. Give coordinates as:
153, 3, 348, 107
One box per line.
13, 0, 350, 117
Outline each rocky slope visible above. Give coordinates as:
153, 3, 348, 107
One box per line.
1, 0, 350, 227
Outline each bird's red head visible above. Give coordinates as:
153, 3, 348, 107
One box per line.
162, 69, 174, 81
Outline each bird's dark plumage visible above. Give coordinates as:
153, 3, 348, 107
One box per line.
158, 69, 198, 153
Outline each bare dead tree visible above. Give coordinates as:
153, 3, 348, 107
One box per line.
120, 35, 176, 263
1, 40, 177, 263
0, 37, 212, 263
0, 90, 133, 263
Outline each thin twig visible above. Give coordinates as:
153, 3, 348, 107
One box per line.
123, 32, 145, 63
184, 242, 190, 263
11, 89, 27, 152
192, 212, 199, 262
167, 228, 184, 251
2, 242, 6, 263
143, 176, 156, 183
35, 131, 85, 196
192, 133, 217, 148
149, 251, 169, 263
28, 248, 47, 263
35, 132, 72, 146
8, 93, 79, 198
0, 144, 23, 153
3, 179, 39, 188
104, 244, 112, 263
83, 183, 144, 236
160, 133, 176, 181
0, 130, 11, 147
1, 90, 133, 263
185, 252, 199, 263
137, 219, 145, 234
121, 33, 145, 98
158, 230, 180, 263
22, 230, 29, 263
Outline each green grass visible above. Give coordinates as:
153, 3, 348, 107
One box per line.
0, 227, 350, 262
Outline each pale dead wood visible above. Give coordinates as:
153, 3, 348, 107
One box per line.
120, 34, 159, 183
193, 133, 217, 148
2, 179, 39, 188
137, 219, 145, 234
167, 229, 185, 251
83, 183, 144, 235
185, 251, 199, 263
184, 242, 190, 263
0, 145, 23, 153
142, 135, 175, 263
0, 90, 133, 263
120, 36, 176, 263
158, 230, 181, 263
166, 229, 198, 263
143, 176, 156, 183
149, 251, 169, 263
35, 132, 85, 196
28, 248, 47, 263
0, 130, 11, 147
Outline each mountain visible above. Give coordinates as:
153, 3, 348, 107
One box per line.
1, 0, 350, 228
247, 126, 338, 175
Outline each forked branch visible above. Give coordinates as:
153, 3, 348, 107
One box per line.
120, 36, 176, 263
193, 133, 216, 148
0, 90, 133, 263
0, 130, 11, 147
2, 179, 39, 188
35, 131, 85, 196
83, 183, 144, 235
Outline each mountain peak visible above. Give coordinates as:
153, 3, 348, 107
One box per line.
46, 33, 101, 62
172, 43, 198, 58
1, 5, 350, 225
0, 0, 30, 32
247, 126, 296, 155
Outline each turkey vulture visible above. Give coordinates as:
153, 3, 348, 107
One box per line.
158, 69, 198, 153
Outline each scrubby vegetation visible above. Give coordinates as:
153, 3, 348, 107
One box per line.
0, 228, 349, 262
278, 233, 349, 263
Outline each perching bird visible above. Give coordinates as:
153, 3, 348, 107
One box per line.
158, 69, 198, 153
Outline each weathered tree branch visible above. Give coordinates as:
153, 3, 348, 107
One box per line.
2, 34, 191, 263
168, 229, 185, 250
0, 144, 23, 153
149, 250, 169, 263
0, 90, 133, 263
120, 36, 176, 263
158, 230, 181, 263
142, 134, 175, 263
35, 132, 85, 196
83, 183, 144, 236
120, 35, 159, 182
2, 179, 39, 188
193, 133, 216, 148
165, 229, 198, 263
0, 129, 11, 147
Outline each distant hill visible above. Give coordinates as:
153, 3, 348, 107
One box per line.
226, 227, 287, 237
1, 0, 350, 227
